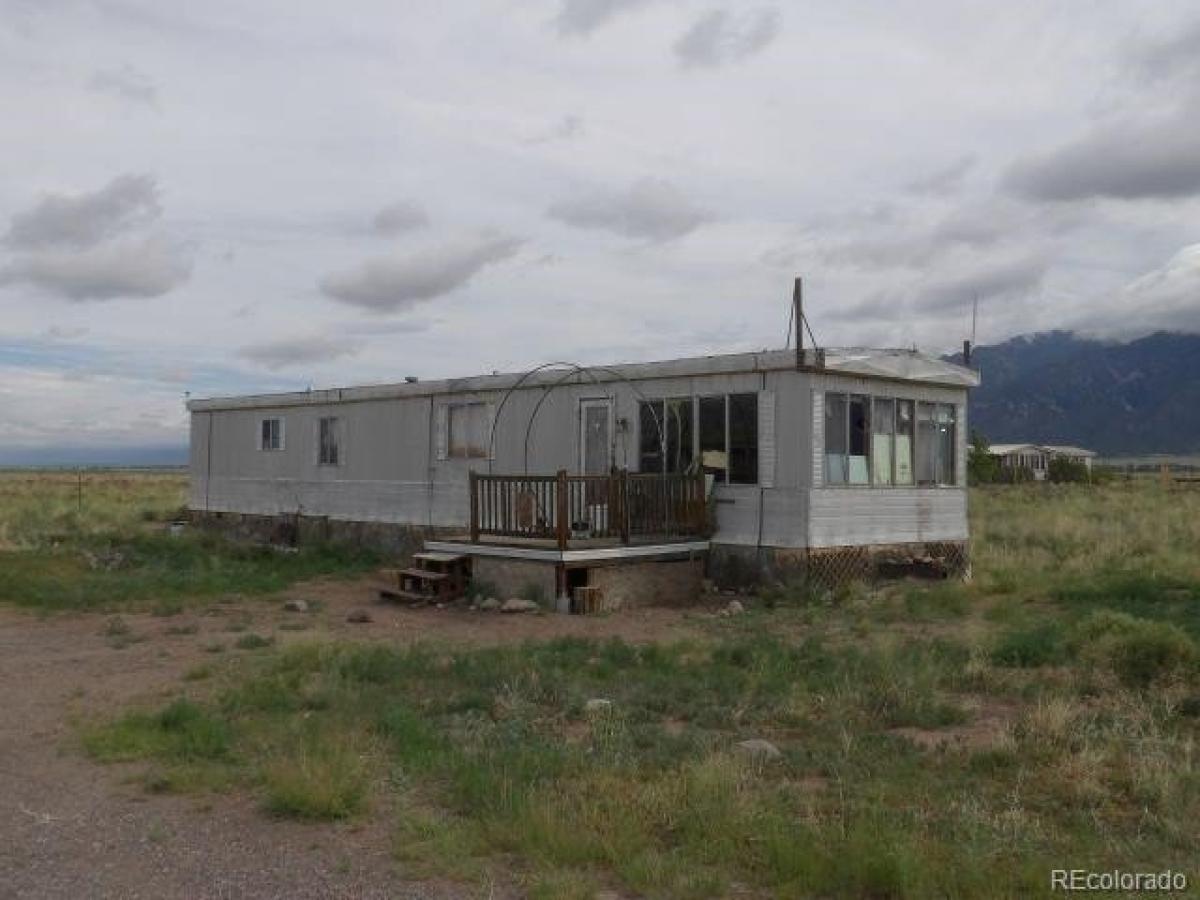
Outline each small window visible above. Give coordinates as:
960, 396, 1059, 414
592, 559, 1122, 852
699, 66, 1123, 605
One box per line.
318, 416, 341, 466
727, 393, 758, 484
260, 417, 283, 451
448, 403, 488, 459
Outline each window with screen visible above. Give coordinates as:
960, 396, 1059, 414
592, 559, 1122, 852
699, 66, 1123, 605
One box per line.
318, 416, 341, 466
727, 393, 758, 484
448, 403, 488, 459
259, 417, 283, 451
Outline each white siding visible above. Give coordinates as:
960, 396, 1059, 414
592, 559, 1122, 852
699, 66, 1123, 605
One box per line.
808, 488, 967, 547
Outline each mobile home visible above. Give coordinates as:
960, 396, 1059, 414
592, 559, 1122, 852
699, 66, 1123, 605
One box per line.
188, 347, 979, 605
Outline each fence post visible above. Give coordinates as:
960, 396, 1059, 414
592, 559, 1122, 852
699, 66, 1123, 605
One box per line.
618, 469, 630, 544
556, 469, 568, 551
469, 471, 479, 542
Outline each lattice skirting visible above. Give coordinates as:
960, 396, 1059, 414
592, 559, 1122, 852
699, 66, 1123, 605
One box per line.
709, 541, 971, 589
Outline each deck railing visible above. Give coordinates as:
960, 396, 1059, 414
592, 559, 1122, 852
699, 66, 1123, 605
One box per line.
469, 469, 707, 549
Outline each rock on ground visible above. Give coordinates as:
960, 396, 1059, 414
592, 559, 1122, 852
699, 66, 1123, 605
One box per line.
499, 598, 538, 614
736, 738, 782, 760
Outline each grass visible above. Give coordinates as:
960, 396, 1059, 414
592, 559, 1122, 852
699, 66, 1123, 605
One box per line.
0, 470, 380, 611
70, 479, 1200, 896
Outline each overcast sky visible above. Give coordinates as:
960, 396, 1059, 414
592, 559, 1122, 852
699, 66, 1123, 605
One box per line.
2, 0, 1198, 455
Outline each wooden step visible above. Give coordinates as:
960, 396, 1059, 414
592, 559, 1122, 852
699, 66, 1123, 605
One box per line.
379, 587, 436, 604
399, 567, 449, 581
414, 551, 466, 565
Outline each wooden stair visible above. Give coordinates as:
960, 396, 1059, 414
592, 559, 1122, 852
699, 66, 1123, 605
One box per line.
379, 551, 470, 606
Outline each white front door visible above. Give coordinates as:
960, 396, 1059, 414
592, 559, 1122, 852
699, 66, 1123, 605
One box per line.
579, 399, 613, 475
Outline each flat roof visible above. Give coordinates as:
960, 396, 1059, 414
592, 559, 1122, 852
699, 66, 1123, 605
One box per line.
991, 443, 1096, 457
188, 346, 979, 412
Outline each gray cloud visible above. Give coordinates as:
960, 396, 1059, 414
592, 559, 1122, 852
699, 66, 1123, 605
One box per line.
88, 65, 158, 106
238, 335, 364, 371
673, 8, 780, 68
905, 155, 976, 196
524, 114, 585, 145
319, 233, 523, 312
548, 177, 710, 241
371, 201, 429, 236
0, 236, 191, 301
1128, 20, 1200, 82
1003, 105, 1200, 201
5, 174, 161, 250
553, 0, 655, 36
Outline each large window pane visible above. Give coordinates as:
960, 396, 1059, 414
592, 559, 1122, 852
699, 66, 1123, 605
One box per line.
872, 398, 894, 486
638, 400, 663, 473
698, 395, 727, 482
937, 403, 957, 486
895, 400, 914, 485
916, 402, 937, 485
824, 393, 847, 485
848, 394, 870, 484
728, 393, 758, 484
664, 398, 694, 474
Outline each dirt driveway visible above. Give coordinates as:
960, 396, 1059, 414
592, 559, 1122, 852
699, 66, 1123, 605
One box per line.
0, 576, 706, 899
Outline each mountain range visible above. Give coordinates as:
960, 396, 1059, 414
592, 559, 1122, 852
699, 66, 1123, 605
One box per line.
946, 331, 1200, 457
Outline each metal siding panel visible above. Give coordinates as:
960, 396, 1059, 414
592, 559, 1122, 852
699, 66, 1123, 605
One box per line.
807, 488, 967, 547
758, 390, 776, 488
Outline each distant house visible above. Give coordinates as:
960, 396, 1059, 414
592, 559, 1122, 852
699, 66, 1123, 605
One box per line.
990, 443, 1096, 480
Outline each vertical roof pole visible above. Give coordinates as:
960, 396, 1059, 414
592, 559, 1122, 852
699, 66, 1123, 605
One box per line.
793, 276, 803, 369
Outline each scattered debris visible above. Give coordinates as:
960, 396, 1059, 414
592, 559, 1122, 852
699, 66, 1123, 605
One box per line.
701, 578, 717, 595
500, 597, 539, 614
478, 597, 501, 611
584, 698, 613, 714
736, 738, 782, 760
282, 598, 308, 613
83, 549, 127, 571
346, 610, 373, 624
718, 599, 745, 617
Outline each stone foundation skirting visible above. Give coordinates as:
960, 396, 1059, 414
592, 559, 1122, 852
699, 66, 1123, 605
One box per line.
186, 510, 439, 559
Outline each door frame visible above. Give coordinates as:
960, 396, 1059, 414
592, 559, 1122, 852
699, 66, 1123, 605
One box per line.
578, 397, 614, 474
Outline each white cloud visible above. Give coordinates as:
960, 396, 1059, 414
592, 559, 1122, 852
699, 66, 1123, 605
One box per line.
88, 65, 158, 107
553, 0, 657, 36
673, 8, 780, 68
238, 334, 364, 370
0, 235, 191, 301
371, 200, 429, 236
548, 177, 710, 241
319, 233, 523, 312
5, 174, 161, 250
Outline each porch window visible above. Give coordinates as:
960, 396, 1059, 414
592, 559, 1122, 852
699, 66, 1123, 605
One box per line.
448, 402, 489, 459
872, 398, 895, 485
259, 417, 284, 451
728, 393, 758, 484
895, 400, 914, 485
824, 394, 848, 484
639, 394, 758, 483
318, 416, 341, 466
824, 394, 952, 487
